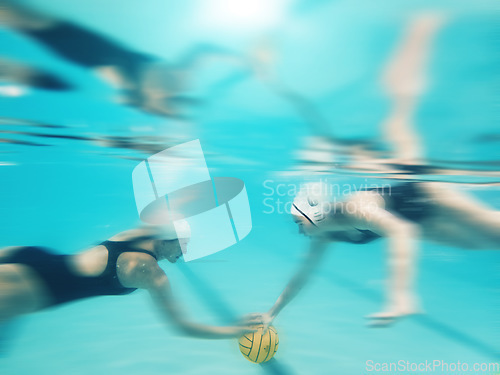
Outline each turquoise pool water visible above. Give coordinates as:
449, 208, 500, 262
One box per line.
1, 1, 499, 374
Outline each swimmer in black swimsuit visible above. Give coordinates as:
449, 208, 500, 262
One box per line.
241, 180, 500, 331
242, 14, 500, 329
0, 224, 256, 339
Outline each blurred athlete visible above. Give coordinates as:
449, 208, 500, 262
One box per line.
244, 14, 499, 328
0, 221, 256, 339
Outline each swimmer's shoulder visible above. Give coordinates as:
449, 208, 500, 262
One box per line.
337, 190, 389, 230
107, 227, 156, 242
347, 189, 387, 209
117, 252, 163, 289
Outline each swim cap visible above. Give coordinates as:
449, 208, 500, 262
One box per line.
291, 182, 330, 226
163, 218, 191, 240
149, 216, 191, 241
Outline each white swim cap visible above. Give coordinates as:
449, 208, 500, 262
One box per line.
159, 219, 191, 240
149, 216, 191, 241
291, 182, 330, 226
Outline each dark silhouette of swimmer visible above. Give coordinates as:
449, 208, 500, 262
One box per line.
0, 223, 257, 339
0, 0, 249, 118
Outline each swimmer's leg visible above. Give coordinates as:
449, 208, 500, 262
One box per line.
0, 264, 50, 321
381, 13, 446, 163
421, 182, 500, 248
0, 265, 33, 321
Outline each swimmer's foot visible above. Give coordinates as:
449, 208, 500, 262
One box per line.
365, 300, 425, 327
365, 311, 404, 327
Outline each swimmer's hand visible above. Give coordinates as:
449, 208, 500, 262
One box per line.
227, 324, 259, 338
239, 312, 274, 332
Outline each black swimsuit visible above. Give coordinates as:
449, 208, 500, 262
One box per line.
1, 240, 157, 306
328, 229, 381, 244
375, 182, 433, 223
331, 183, 433, 245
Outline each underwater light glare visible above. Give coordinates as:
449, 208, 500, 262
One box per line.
198, 0, 288, 33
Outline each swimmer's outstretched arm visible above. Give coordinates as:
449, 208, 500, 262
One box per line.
268, 239, 328, 319
243, 239, 328, 328
129, 259, 256, 339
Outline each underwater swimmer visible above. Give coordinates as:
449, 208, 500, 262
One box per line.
0, 0, 248, 118
244, 181, 500, 328
0, 221, 256, 339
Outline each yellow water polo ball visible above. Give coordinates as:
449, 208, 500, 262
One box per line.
238, 325, 279, 364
